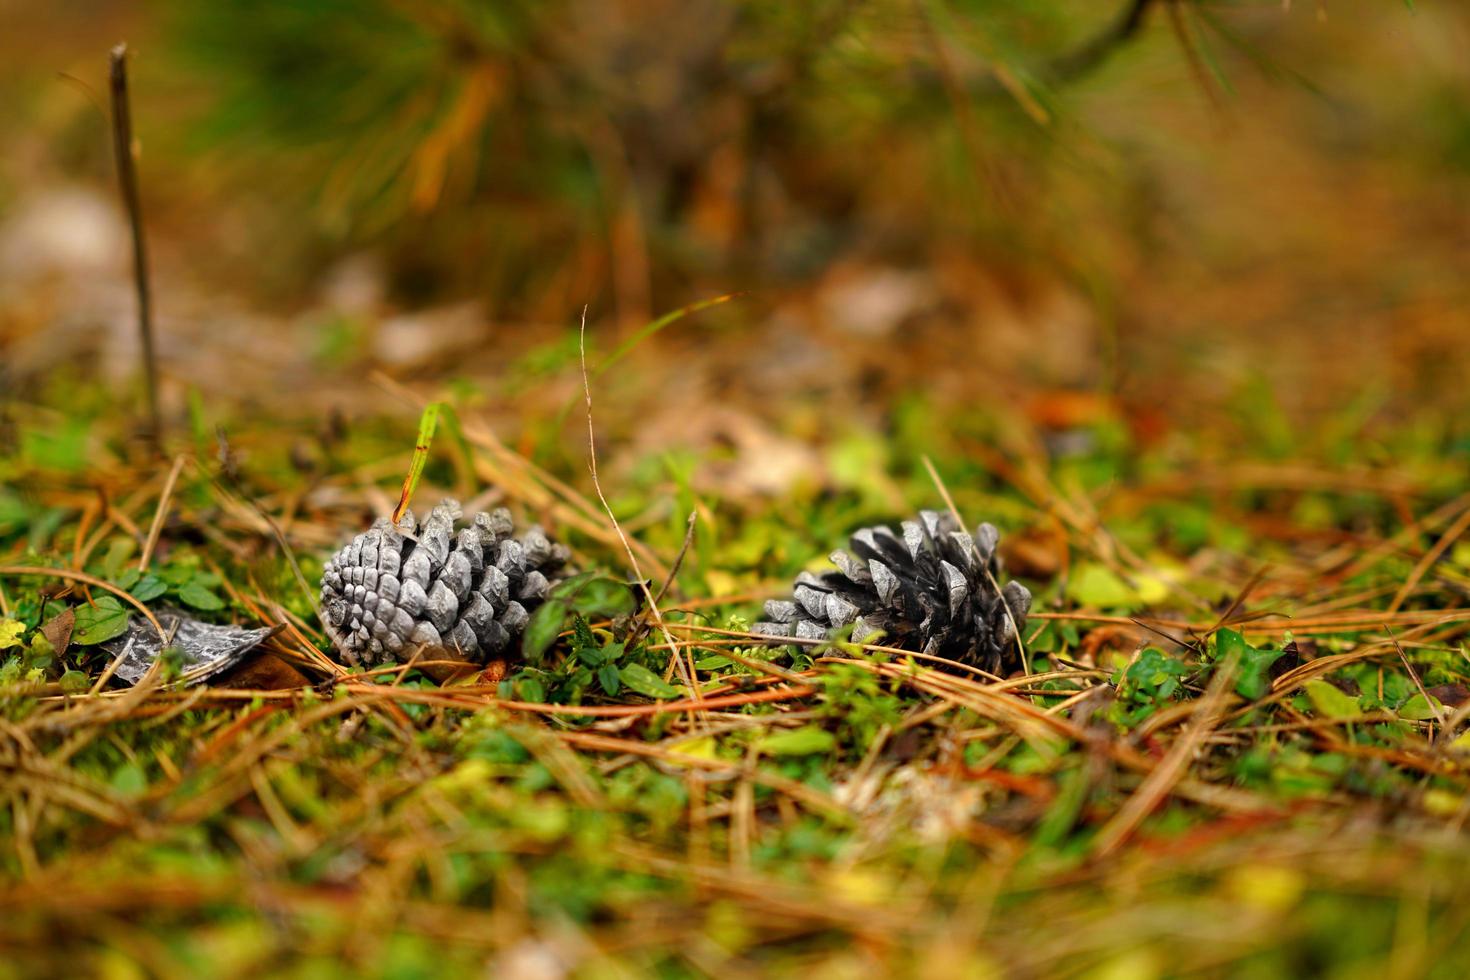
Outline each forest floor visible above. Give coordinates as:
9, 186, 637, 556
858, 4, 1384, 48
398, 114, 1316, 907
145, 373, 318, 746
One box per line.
4, 298, 1470, 977
4, 6, 1470, 972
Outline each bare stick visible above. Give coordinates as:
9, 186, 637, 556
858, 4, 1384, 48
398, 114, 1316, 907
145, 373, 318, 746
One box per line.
108, 43, 161, 449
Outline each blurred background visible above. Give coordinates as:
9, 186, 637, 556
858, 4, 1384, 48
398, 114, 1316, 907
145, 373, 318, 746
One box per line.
1, 0, 1467, 470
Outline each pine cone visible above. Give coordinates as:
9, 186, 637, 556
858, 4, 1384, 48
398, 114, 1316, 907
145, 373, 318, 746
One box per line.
754, 510, 1031, 675
321, 499, 572, 669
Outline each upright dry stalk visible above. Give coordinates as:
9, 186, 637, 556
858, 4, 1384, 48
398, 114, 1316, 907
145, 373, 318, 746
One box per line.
108, 43, 161, 448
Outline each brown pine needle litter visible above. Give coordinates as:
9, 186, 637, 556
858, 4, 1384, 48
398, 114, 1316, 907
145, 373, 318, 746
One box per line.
4, 379, 1470, 977
6, 3, 1470, 970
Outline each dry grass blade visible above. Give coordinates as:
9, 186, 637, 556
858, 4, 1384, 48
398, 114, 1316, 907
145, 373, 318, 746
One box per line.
577, 307, 701, 703
369, 371, 670, 580
137, 454, 186, 572
1388, 504, 1470, 614
1093, 650, 1239, 858
556, 731, 848, 821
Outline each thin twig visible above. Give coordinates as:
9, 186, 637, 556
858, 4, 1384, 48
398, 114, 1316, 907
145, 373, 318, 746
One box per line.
207, 449, 321, 621
578, 307, 702, 703
1389, 626, 1446, 731
630, 511, 701, 650
653, 511, 699, 608
108, 43, 161, 449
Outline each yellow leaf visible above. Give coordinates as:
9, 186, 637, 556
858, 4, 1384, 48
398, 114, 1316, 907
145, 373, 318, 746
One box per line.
1422, 788, 1463, 818
1223, 864, 1304, 913
703, 569, 741, 597
669, 736, 718, 761
827, 868, 888, 907
1135, 574, 1171, 605
0, 619, 24, 650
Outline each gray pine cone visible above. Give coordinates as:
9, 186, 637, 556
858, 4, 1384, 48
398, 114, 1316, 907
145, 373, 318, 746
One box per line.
754, 510, 1031, 675
321, 499, 572, 668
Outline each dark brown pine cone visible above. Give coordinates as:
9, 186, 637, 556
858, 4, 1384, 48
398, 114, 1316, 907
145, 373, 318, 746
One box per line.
754, 509, 1031, 675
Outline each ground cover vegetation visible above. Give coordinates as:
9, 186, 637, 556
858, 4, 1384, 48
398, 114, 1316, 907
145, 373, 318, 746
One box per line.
4, 367, 1469, 976
3, 1, 1470, 976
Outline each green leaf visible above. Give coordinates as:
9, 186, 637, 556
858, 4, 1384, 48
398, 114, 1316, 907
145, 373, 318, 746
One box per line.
521, 599, 570, 665
1398, 693, 1445, 721
619, 663, 680, 700
158, 563, 195, 587
72, 597, 131, 646
179, 581, 225, 611
1218, 628, 1282, 701
759, 725, 836, 756
572, 614, 596, 651
549, 570, 601, 599
523, 575, 640, 665
566, 576, 639, 618
514, 674, 546, 703
112, 563, 140, 591
22, 416, 91, 472
59, 670, 90, 694
1069, 564, 1139, 610
110, 763, 147, 796
0, 491, 29, 538
598, 664, 621, 696
1304, 679, 1361, 720
1032, 763, 1089, 848
131, 575, 168, 603
0, 620, 25, 650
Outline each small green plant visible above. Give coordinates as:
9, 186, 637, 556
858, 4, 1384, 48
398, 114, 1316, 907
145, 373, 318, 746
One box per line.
1108, 647, 1194, 729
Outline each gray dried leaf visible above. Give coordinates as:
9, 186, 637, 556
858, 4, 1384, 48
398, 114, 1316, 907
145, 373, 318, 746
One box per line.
100, 611, 283, 687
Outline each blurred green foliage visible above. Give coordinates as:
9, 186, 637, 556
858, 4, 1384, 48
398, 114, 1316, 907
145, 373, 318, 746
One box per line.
158, 0, 1176, 305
